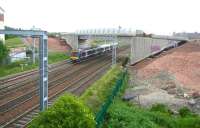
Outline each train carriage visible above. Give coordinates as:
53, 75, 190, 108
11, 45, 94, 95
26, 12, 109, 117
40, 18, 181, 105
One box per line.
70, 43, 117, 63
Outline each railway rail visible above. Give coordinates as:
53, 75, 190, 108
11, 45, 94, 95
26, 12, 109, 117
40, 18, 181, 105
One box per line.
0, 60, 70, 92
0, 55, 112, 127
0, 46, 129, 128
3, 62, 109, 128
0, 56, 110, 112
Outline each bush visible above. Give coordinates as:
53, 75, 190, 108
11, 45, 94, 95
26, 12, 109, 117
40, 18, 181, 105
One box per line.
176, 117, 200, 128
0, 40, 9, 64
105, 100, 160, 128
178, 107, 193, 117
150, 104, 172, 115
147, 112, 176, 128
28, 94, 95, 128
106, 100, 200, 128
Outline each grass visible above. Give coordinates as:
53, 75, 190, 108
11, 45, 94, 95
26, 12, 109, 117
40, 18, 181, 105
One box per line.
0, 60, 38, 77
48, 52, 69, 64
0, 52, 69, 77
81, 65, 122, 113
5, 37, 26, 48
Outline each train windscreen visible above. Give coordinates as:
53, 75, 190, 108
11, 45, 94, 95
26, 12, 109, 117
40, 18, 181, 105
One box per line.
71, 51, 78, 57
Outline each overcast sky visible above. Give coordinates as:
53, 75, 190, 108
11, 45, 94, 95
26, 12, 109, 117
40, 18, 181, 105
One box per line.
0, 0, 200, 35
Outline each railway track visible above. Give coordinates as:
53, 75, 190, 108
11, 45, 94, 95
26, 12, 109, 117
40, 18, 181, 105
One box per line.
0, 60, 71, 92
0, 56, 110, 112
0, 55, 112, 127
0, 46, 129, 128
0, 55, 111, 104
3, 62, 110, 128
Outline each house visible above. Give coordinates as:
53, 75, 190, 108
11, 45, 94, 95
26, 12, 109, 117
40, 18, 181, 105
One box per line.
0, 6, 5, 43
9, 47, 27, 62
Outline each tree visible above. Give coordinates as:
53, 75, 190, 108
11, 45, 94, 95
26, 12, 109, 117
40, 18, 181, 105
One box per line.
28, 94, 96, 128
0, 40, 9, 64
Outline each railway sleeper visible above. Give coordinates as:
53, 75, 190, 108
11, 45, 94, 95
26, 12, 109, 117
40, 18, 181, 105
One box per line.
17, 120, 27, 124
13, 123, 25, 128
30, 112, 38, 115
20, 117, 31, 122
26, 113, 35, 118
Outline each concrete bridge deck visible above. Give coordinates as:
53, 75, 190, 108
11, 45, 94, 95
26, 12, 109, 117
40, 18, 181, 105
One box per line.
61, 30, 189, 50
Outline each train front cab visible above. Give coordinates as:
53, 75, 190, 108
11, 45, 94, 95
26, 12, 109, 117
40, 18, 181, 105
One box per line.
70, 50, 80, 63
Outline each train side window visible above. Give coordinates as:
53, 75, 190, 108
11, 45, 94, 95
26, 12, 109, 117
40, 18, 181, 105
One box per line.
97, 48, 101, 52
82, 52, 86, 57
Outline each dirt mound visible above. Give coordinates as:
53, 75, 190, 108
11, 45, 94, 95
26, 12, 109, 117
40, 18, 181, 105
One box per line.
132, 41, 200, 92
23, 37, 71, 52
126, 41, 200, 113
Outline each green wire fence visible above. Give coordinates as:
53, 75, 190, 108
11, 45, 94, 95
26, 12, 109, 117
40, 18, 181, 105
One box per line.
95, 69, 128, 128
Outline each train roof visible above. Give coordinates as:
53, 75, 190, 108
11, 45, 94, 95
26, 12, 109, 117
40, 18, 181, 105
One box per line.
77, 43, 118, 52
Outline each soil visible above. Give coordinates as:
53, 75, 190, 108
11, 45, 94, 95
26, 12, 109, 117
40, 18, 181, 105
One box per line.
126, 41, 200, 113
23, 37, 71, 52
132, 41, 200, 92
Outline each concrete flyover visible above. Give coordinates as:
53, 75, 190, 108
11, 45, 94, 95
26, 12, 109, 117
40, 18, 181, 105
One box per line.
60, 29, 189, 50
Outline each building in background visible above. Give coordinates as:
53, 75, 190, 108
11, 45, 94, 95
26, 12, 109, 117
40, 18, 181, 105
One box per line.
173, 32, 200, 39
0, 6, 5, 43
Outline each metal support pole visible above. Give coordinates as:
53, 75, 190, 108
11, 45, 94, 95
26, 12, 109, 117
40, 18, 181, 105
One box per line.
39, 34, 48, 111
32, 38, 36, 64
112, 36, 117, 65
0, 29, 48, 111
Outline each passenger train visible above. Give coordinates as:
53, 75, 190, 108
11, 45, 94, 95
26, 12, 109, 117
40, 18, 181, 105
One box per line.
70, 43, 117, 62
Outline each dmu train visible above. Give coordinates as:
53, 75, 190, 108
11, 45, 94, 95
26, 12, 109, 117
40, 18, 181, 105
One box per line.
70, 43, 117, 62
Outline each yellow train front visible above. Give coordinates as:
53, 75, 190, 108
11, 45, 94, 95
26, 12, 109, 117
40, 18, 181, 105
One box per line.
70, 50, 80, 63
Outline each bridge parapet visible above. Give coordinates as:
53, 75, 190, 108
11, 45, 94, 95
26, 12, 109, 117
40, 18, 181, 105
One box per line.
75, 28, 143, 36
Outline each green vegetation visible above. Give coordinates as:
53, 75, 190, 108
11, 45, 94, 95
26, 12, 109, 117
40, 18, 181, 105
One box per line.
105, 100, 200, 128
48, 52, 69, 64
26, 61, 200, 128
79, 65, 199, 128
178, 107, 197, 118
0, 40, 9, 64
150, 104, 173, 115
28, 66, 123, 128
0, 52, 69, 77
81, 65, 122, 113
103, 79, 200, 128
28, 94, 95, 128
5, 35, 18, 40
0, 60, 38, 77
5, 37, 25, 48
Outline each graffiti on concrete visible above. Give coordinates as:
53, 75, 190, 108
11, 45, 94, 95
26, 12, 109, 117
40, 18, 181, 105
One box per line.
151, 45, 161, 53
